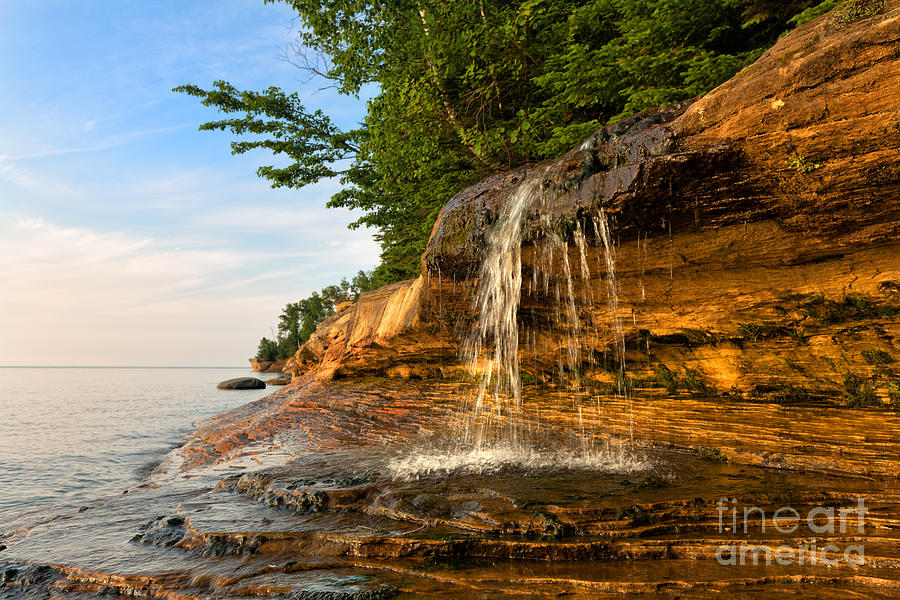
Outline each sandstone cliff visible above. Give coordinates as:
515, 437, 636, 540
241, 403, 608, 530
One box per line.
5, 7, 900, 600
287, 3, 900, 407
249, 358, 285, 373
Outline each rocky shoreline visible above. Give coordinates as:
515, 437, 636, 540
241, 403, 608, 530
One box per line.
249, 358, 286, 373
2, 378, 900, 598
2, 5, 900, 598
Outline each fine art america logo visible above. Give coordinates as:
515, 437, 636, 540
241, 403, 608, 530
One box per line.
715, 497, 867, 566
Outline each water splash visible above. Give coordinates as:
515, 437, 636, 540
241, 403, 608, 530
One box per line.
388, 444, 648, 480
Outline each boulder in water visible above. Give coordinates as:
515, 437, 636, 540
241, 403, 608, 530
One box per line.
217, 377, 265, 390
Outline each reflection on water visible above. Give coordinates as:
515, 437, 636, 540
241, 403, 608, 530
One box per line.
0, 366, 270, 520
1, 378, 897, 599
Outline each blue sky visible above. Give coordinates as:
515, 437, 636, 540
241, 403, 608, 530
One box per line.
0, 1, 379, 366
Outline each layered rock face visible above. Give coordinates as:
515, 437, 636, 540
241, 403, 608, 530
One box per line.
284, 277, 458, 381
250, 358, 285, 373
289, 3, 900, 407
4, 6, 900, 600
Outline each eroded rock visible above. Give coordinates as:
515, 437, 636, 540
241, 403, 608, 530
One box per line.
281, 3, 900, 403
217, 377, 266, 390
131, 514, 187, 547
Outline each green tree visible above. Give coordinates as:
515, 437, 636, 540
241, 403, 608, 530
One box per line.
180, 0, 815, 282
259, 270, 380, 360
256, 337, 278, 361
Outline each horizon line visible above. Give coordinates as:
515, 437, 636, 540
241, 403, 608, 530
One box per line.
0, 365, 250, 369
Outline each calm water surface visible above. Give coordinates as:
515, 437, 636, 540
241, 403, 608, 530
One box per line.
0, 367, 274, 520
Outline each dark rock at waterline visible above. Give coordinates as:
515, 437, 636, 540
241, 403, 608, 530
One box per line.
0, 563, 56, 594
0, 566, 15, 584
132, 515, 187, 547
265, 375, 292, 386
226, 472, 331, 514
288, 586, 399, 600
197, 535, 264, 557
217, 377, 265, 390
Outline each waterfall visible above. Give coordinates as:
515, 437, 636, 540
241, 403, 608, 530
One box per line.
389, 168, 647, 478
594, 211, 624, 382
460, 173, 544, 449
457, 166, 634, 449
595, 210, 633, 441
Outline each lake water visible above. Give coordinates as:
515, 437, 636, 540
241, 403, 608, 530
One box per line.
0, 367, 275, 521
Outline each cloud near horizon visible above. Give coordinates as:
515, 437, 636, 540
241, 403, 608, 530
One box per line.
0, 2, 382, 366
0, 217, 377, 367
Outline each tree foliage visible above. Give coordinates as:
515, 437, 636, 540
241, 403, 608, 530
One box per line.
180, 0, 815, 282
255, 270, 378, 360
181, 0, 820, 358
257, 337, 279, 361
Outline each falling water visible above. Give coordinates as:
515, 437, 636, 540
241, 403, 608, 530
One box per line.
594, 210, 633, 441
558, 230, 582, 384
594, 212, 624, 379
459, 173, 545, 449
457, 182, 637, 449
392, 170, 647, 477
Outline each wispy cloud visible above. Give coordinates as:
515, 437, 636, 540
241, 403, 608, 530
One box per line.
7, 141, 123, 161
0, 2, 379, 366
4, 123, 194, 161
0, 217, 376, 366
0, 156, 75, 198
